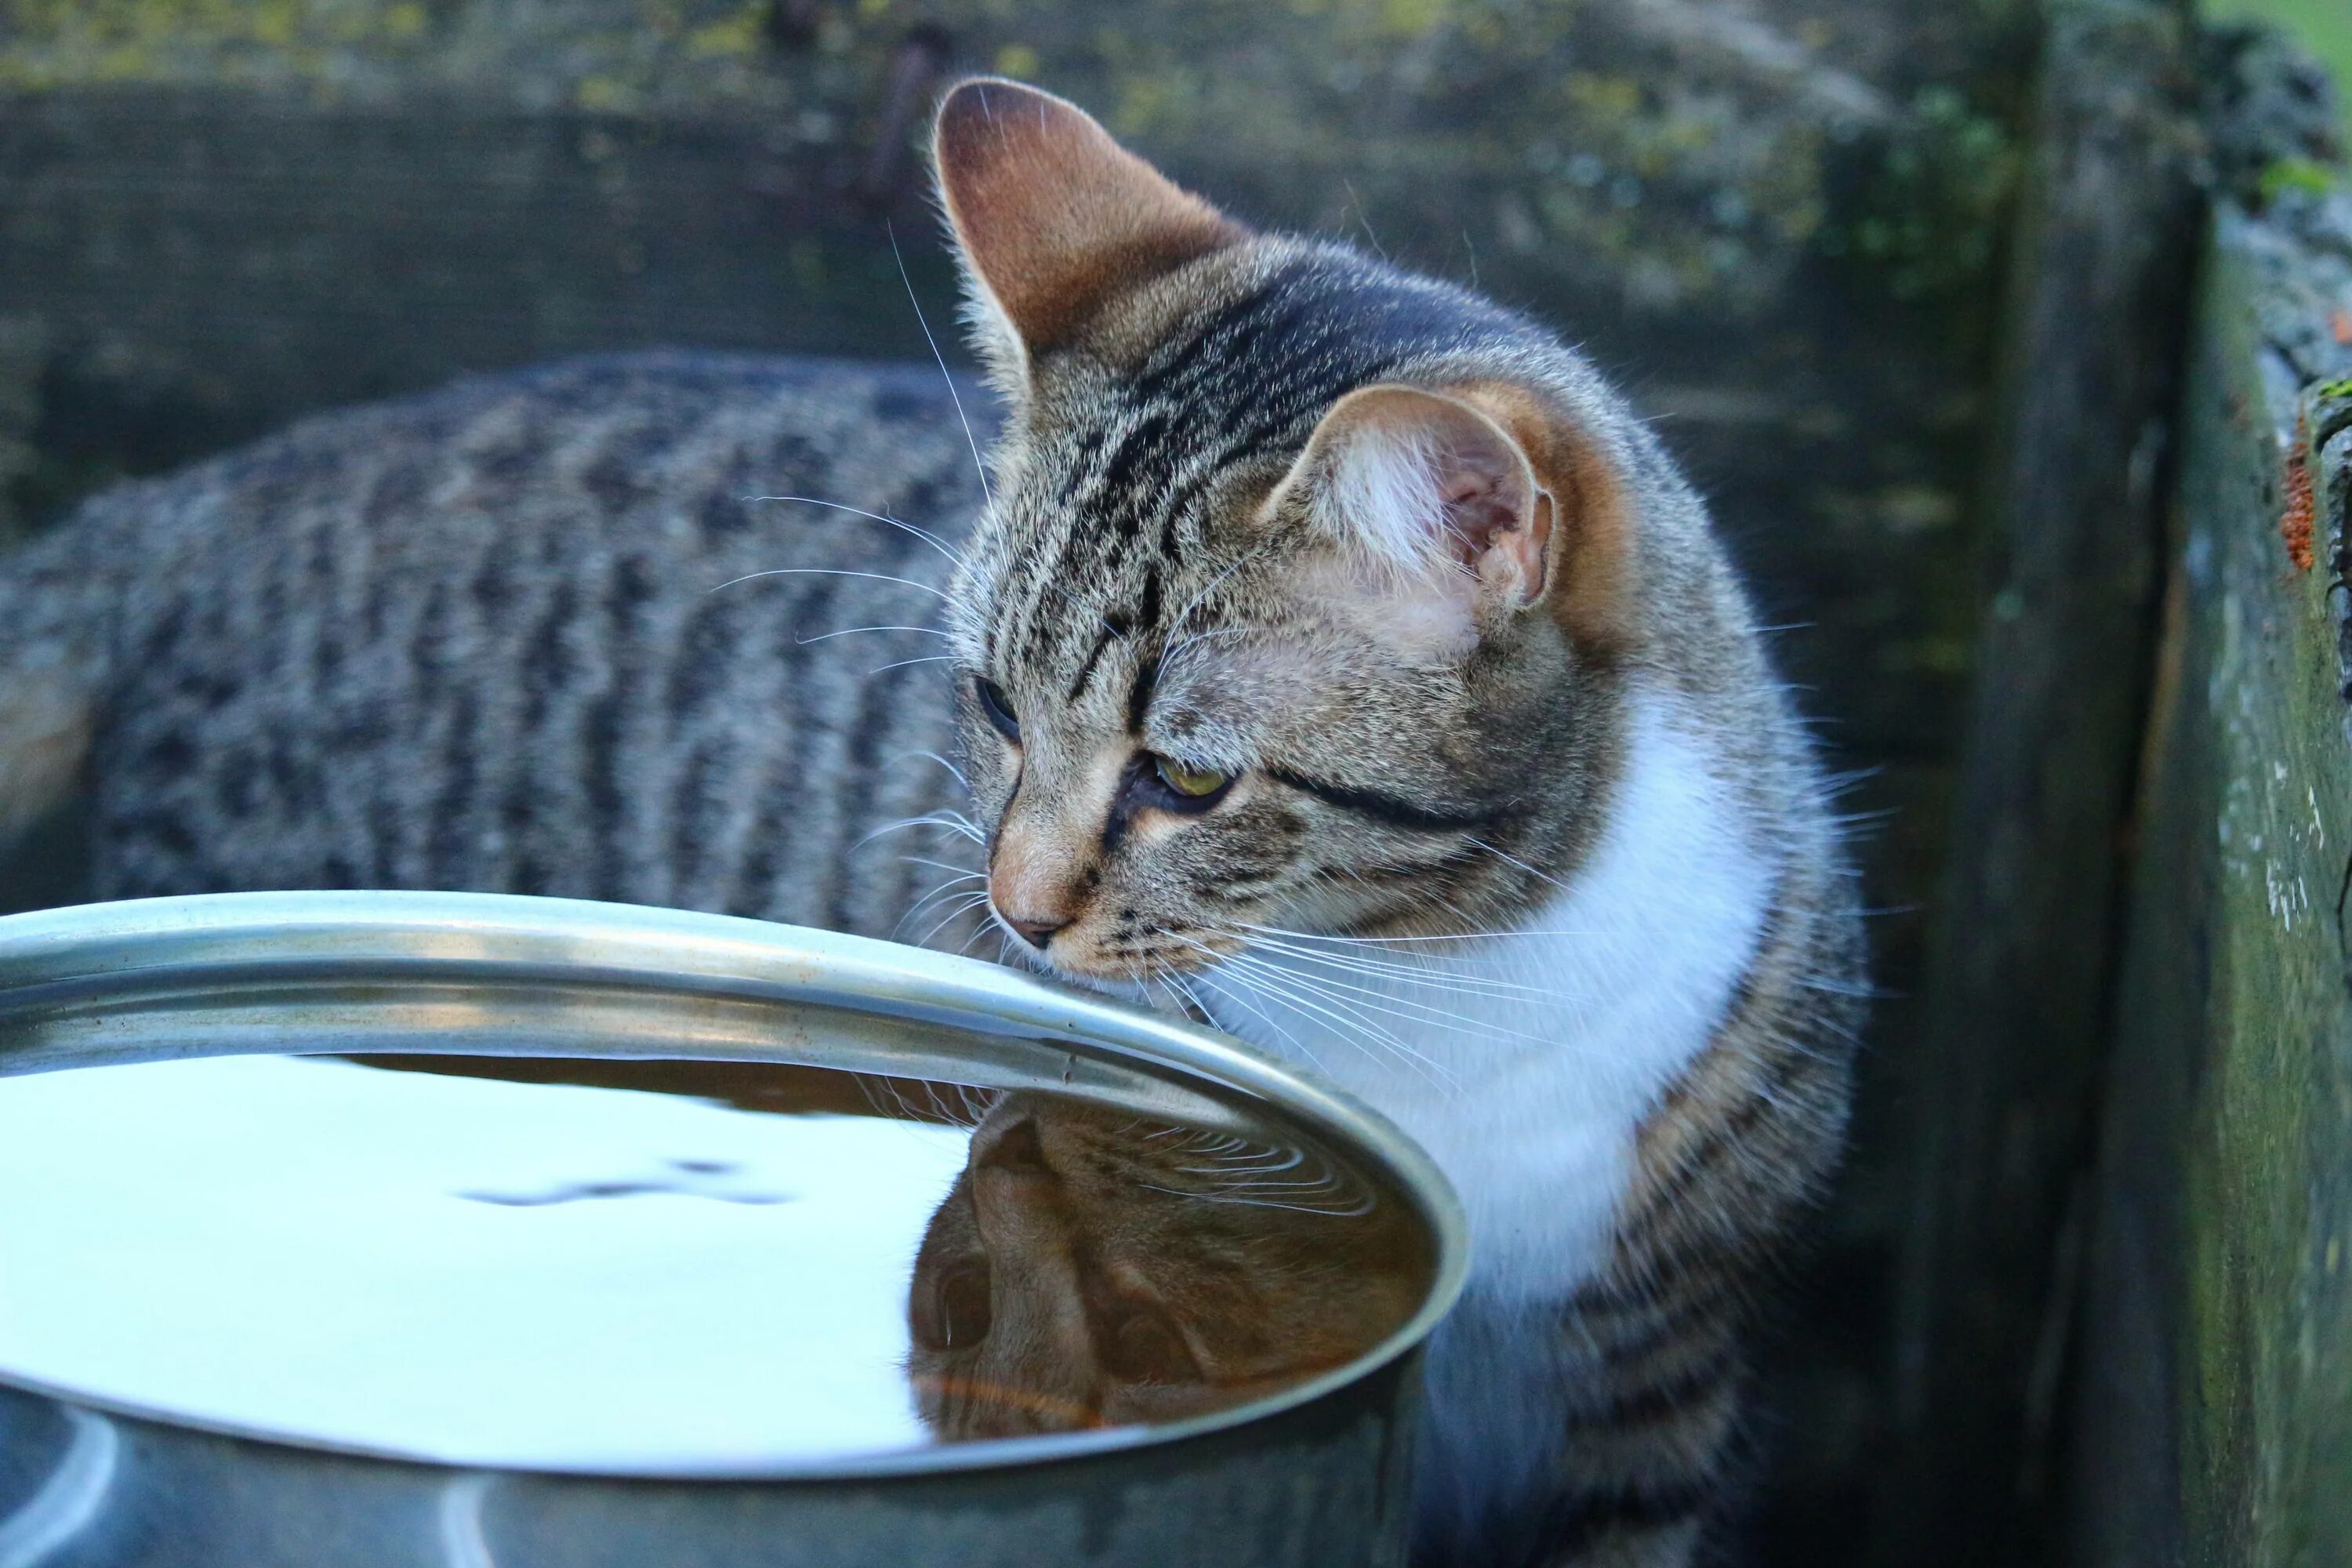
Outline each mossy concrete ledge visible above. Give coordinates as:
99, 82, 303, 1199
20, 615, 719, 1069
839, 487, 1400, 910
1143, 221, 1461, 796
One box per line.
2072, 86, 2352, 1568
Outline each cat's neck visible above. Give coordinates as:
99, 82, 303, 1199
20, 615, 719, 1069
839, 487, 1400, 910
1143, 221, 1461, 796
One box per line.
1201, 688, 1775, 1297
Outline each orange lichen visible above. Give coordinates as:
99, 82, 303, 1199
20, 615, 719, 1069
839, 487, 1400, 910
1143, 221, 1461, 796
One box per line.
2333, 308, 2352, 348
2281, 409, 2316, 573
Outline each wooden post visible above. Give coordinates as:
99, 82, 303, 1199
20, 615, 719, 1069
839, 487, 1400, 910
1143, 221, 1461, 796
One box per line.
1889, 0, 2202, 1559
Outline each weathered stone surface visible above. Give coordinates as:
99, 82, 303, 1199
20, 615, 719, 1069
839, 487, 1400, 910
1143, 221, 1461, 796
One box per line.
2071, 40, 2352, 1568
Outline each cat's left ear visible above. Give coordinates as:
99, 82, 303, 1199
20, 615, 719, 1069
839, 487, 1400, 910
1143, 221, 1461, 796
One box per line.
1269, 385, 1554, 623
932, 78, 1246, 379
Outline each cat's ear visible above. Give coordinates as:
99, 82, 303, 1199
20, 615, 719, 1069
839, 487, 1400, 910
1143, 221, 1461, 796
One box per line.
932, 78, 1245, 376
1269, 384, 1555, 626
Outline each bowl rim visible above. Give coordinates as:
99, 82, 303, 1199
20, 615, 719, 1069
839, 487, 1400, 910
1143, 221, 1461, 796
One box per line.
0, 889, 1468, 1482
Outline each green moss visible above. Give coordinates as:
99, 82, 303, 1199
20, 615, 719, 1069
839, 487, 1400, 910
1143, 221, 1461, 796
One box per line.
0, 0, 811, 109
2259, 155, 2344, 204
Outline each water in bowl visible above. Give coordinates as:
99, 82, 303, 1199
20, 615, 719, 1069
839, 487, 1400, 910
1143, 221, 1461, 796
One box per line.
0, 1053, 1432, 1474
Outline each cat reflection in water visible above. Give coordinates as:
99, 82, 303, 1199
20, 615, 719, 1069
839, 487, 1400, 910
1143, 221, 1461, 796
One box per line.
905, 1094, 1428, 1437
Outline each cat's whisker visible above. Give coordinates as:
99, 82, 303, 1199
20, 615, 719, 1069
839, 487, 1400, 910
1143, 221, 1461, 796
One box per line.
1224, 930, 1559, 1000
895, 873, 987, 924
888, 221, 995, 515
855, 1073, 918, 1123
1461, 834, 1575, 896
741, 493, 964, 566
705, 566, 950, 601
1220, 947, 1526, 1056
898, 856, 982, 879
1131, 1179, 1374, 1218
1139, 1131, 1378, 1216
1222, 917, 1563, 998
953, 1083, 998, 1127
895, 877, 990, 937
911, 891, 993, 949
1199, 1162, 1352, 1196
1167, 972, 1218, 1028
1186, 968, 1325, 1074
1219, 963, 1462, 1084
796, 623, 951, 645
1177, 934, 1451, 1087
895, 750, 971, 789
859, 811, 984, 847
1235, 919, 1602, 946
868, 654, 960, 674
1175, 1146, 1305, 1176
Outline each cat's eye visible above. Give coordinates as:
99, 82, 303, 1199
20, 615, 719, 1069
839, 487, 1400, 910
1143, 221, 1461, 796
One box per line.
975, 677, 1020, 741
1150, 755, 1231, 802
912, 1259, 994, 1352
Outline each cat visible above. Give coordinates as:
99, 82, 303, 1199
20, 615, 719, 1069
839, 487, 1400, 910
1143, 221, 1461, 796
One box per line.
0, 78, 1864, 1568
906, 1091, 1430, 1441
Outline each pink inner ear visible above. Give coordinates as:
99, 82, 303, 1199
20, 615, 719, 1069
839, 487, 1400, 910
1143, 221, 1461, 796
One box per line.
1439, 463, 1523, 561
1279, 383, 1551, 612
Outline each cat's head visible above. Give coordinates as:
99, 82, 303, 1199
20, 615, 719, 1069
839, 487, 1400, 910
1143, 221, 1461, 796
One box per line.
905, 1092, 1428, 1437
932, 79, 1673, 986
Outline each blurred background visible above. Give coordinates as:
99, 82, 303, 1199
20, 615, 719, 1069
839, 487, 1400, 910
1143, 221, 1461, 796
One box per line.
2219, 0, 2350, 125
0, 2, 2344, 1565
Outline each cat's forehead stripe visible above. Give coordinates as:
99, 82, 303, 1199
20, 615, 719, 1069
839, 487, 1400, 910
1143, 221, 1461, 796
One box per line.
986, 250, 1537, 706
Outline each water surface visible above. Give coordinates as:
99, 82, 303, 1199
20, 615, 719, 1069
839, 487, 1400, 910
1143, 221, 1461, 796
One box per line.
0, 1053, 1430, 1472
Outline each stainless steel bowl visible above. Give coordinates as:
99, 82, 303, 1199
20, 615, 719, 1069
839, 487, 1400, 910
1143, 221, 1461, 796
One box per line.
0, 891, 1465, 1568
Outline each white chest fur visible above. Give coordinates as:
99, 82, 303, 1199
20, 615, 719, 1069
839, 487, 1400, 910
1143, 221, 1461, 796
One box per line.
1202, 694, 1774, 1300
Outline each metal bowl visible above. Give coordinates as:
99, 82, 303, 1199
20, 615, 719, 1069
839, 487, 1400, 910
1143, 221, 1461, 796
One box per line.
0, 891, 1465, 1568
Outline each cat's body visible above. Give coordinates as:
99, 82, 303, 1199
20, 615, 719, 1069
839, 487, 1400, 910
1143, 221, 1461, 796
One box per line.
0, 353, 985, 938
0, 81, 1864, 1568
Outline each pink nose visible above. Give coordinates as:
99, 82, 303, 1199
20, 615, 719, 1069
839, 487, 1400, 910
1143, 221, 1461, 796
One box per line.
1000, 912, 1069, 950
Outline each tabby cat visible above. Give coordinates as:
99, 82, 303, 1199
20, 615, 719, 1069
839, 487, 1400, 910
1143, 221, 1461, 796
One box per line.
0, 78, 1863, 1567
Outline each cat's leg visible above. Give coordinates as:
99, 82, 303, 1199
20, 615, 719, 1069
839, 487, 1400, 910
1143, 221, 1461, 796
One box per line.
1541, 1283, 1745, 1568
1538, 913, 1856, 1568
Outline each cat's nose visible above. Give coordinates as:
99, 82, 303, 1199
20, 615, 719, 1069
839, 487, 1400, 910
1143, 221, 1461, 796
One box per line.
1001, 911, 1069, 949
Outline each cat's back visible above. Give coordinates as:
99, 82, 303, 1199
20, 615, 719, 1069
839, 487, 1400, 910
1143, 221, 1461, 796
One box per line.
11, 351, 993, 938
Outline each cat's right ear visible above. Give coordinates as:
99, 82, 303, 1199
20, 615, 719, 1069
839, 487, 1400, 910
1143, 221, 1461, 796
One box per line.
931, 78, 1245, 383
1265, 382, 1636, 659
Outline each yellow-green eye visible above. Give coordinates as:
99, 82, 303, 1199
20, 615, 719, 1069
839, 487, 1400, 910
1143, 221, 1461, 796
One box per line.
1152, 755, 1232, 800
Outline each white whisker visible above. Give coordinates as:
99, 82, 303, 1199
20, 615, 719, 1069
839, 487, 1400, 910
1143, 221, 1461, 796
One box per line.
889, 221, 995, 514
797, 624, 950, 644
1221, 948, 1523, 1055
898, 856, 982, 878
1462, 835, 1573, 895
705, 567, 949, 601
1235, 920, 1599, 946
858, 812, 985, 847
1178, 935, 1452, 1087
912, 891, 992, 949
899, 750, 970, 788
742, 494, 961, 564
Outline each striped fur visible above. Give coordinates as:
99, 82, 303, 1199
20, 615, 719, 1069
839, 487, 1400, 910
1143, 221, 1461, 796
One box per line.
0, 353, 990, 942
0, 79, 1864, 1568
